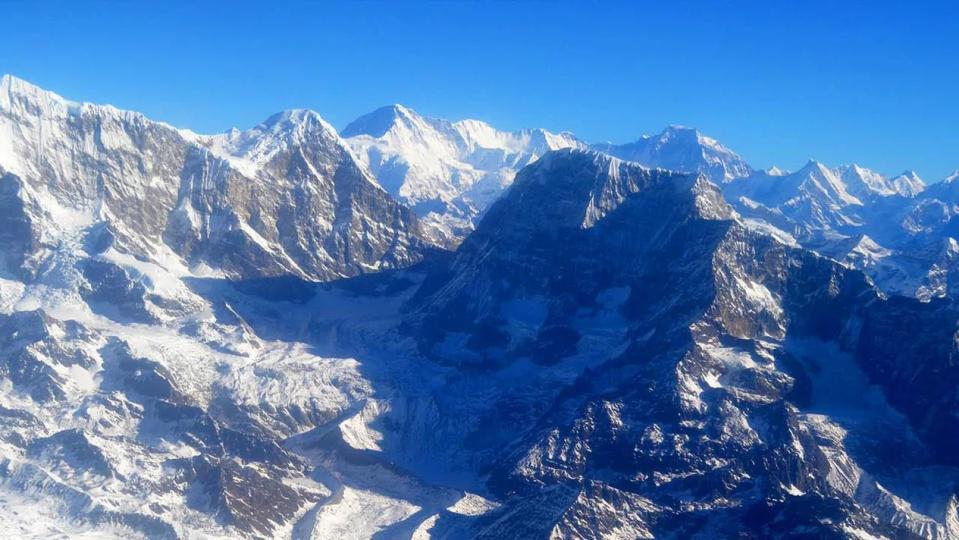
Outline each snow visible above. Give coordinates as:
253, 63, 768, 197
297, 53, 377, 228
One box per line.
446, 492, 500, 516
840, 526, 884, 540
309, 485, 420, 540
740, 218, 799, 247
594, 125, 753, 184
782, 484, 806, 497
202, 109, 352, 182
338, 399, 387, 452
343, 104, 585, 243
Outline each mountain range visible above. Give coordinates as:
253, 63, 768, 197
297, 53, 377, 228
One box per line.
0, 74, 958, 539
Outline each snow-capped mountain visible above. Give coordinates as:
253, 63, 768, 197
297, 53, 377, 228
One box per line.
343, 104, 584, 245
0, 74, 428, 284
383, 149, 959, 537
0, 75, 436, 538
839, 164, 925, 199
721, 159, 959, 299
1, 75, 959, 539
724, 160, 867, 232
918, 169, 959, 202
343, 113, 756, 245
591, 125, 754, 184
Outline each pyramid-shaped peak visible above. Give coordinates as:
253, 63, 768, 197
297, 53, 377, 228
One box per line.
341, 104, 424, 138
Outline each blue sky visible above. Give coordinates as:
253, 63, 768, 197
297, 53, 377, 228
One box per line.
3, 1, 957, 180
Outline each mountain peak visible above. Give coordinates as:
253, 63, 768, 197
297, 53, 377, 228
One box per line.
0, 74, 53, 97
509, 148, 731, 229
261, 108, 335, 133
658, 124, 701, 142
203, 108, 349, 177
340, 103, 421, 138
593, 126, 752, 184
801, 158, 828, 171
0, 74, 76, 116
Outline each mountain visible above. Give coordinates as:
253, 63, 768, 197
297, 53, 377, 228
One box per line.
318, 149, 958, 538
1, 76, 959, 539
0, 74, 429, 285
591, 125, 753, 184
918, 170, 959, 202
343, 104, 584, 245
343, 114, 754, 246
0, 75, 444, 538
888, 170, 927, 197
839, 164, 925, 199
724, 160, 866, 233
721, 160, 959, 299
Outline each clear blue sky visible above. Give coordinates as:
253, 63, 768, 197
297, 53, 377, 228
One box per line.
3, 1, 957, 180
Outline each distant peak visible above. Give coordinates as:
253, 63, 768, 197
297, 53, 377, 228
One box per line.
259, 108, 335, 133
658, 124, 700, 140
341, 104, 421, 138
801, 159, 830, 173
893, 170, 922, 181
944, 170, 959, 184
845, 163, 865, 173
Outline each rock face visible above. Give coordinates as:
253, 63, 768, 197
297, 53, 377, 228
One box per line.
387, 150, 959, 538
0, 74, 428, 283
0, 74, 428, 538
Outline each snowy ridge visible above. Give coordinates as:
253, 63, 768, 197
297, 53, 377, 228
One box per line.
0, 74, 429, 283
343, 104, 585, 245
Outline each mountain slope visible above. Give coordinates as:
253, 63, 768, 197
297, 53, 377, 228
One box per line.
382, 150, 959, 538
0, 74, 429, 284
0, 74, 439, 538
343, 104, 585, 245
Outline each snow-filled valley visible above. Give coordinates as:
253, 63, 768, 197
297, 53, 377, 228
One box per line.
1, 74, 959, 539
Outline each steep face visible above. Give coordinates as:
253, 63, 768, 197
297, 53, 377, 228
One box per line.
0, 75, 428, 283
343, 104, 584, 245
390, 149, 959, 538
0, 173, 42, 279
406, 149, 734, 368
592, 125, 753, 184
174, 109, 427, 280
0, 74, 190, 258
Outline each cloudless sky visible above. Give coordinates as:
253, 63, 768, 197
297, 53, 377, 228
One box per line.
2, 1, 958, 180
